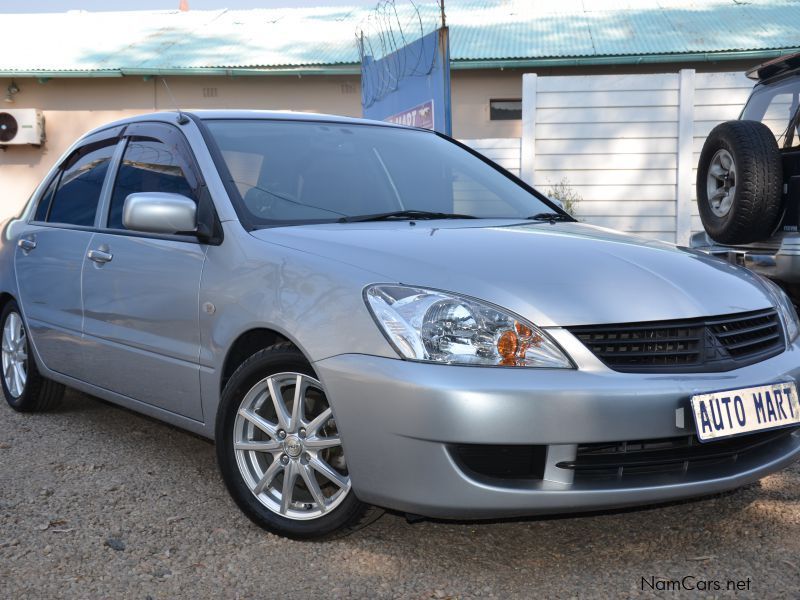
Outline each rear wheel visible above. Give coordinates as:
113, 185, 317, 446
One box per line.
1, 300, 64, 412
216, 342, 380, 539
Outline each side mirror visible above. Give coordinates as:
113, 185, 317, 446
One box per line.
122, 192, 197, 235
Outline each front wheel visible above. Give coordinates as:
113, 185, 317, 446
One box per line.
215, 342, 380, 539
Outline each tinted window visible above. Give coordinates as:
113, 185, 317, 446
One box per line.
490, 99, 522, 121
47, 141, 115, 226
204, 120, 553, 227
34, 173, 60, 222
108, 137, 197, 230
741, 77, 800, 148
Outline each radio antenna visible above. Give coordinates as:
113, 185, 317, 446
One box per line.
160, 78, 189, 124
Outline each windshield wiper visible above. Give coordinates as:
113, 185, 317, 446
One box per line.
526, 212, 574, 222
338, 210, 479, 223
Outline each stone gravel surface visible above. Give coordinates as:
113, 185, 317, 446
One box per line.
1, 388, 799, 599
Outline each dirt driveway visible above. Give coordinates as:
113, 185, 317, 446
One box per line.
1, 389, 798, 599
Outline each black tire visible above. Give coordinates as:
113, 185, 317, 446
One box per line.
697, 120, 783, 244
215, 342, 381, 540
1, 300, 64, 412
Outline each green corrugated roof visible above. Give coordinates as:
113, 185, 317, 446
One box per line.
1, 0, 799, 76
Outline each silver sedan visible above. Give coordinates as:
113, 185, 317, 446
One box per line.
2, 111, 799, 539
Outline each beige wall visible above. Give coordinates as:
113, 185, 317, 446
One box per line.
453, 69, 524, 138
0, 74, 362, 219
0, 61, 756, 219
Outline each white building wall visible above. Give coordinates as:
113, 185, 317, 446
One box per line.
508, 69, 756, 244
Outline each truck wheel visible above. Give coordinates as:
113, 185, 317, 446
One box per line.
697, 120, 783, 244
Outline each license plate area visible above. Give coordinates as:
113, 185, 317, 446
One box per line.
691, 382, 800, 442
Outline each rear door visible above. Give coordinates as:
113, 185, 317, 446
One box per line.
15, 131, 121, 376
80, 122, 207, 420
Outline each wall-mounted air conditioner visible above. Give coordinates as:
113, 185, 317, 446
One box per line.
0, 109, 45, 146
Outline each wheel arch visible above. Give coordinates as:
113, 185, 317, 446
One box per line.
0, 292, 15, 316
220, 327, 295, 392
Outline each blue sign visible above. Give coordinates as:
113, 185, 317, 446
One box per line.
361, 28, 451, 135
385, 100, 434, 129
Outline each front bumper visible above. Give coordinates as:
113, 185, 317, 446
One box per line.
314, 333, 800, 519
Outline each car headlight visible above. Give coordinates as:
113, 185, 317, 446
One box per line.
364, 284, 572, 368
759, 276, 800, 343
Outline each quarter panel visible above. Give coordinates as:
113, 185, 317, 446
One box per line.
0, 217, 20, 299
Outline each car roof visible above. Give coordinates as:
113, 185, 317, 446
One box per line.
746, 51, 800, 83
82, 110, 412, 139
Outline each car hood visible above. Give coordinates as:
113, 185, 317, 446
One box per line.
250, 220, 773, 327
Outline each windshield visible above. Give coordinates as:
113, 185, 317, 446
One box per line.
741, 76, 800, 148
203, 119, 556, 227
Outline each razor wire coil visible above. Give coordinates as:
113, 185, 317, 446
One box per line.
356, 1, 445, 109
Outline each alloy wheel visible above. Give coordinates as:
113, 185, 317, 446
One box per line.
1, 311, 27, 398
232, 372, 351, 520
706, 148, 737, 217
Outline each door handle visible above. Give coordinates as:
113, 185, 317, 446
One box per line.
17, 238, 36, 252
87, 249, 113, 264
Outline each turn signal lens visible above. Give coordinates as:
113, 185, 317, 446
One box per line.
515, 322, 532, 337
497, 321, 548, 365
496, 330, 518, 358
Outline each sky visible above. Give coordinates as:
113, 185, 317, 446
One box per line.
0, 0, 377, 11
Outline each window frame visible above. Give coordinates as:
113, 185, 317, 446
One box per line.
194, 116, 565, 230
29, 120, 222, 246
32, 168, 62, 223
489, 98, 523, 121
100, 122, 205, 238
741, 75, 800, 150
29, 127, 125, 230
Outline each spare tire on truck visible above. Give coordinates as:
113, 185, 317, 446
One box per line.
697, 120, 783, 244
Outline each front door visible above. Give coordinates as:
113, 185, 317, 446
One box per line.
80, 123, 207, 420
15, 134, 119, 377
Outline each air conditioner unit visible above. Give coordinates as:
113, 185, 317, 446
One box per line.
0, 109, 45, 146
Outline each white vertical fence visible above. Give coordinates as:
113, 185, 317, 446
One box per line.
525, 72, 681, 242
506, 69, 754, 244
459, 138, 522, 177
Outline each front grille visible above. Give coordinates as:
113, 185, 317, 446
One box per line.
561, 428, 797, 483
707, 310, 783, 357
567, 308, 784, 373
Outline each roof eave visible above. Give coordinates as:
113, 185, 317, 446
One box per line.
120, 65, 362, 76
451, 48, 800, 70
0, 65, 363, 78
0, 70, 124, 78
2, 48, 799, 78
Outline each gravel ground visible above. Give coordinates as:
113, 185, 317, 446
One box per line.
1, 388, 799, 599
